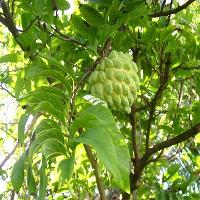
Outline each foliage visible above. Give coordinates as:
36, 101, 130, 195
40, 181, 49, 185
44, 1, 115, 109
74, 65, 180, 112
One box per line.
0, 0, 200, 199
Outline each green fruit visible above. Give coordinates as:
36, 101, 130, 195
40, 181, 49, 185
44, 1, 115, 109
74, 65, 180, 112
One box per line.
113, 93, 121, 106
105, 68, 114, 79
88, 50, 140, 113
104, 80, 113, 94
98, 60, 105, 71
98, 71, 106, 82
94, 83, 104, 97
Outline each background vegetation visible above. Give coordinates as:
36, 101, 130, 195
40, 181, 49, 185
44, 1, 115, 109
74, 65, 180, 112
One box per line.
0, 0, 200, 199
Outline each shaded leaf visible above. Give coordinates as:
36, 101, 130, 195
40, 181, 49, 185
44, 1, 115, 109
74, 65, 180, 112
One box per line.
38, 156, 47, 200
80, 4, 106, 26
58, 152, 75, 184
34, 101, 65, 123
71, 15, 90, 38
37, 52, 74, 79
41, 138, 67, 160
194, 72, 200, 97
29, 128, 64, 159
11, 153, 27, 192
56, 0, 70, 10
27, 165, 36, 195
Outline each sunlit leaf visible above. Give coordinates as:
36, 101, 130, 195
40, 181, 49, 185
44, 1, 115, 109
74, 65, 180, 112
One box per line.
0, 53, 19, 63
18, 113, 29, 143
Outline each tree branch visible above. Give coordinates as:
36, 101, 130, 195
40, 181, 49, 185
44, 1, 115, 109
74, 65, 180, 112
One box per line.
84, 144, 106, 200
128, 122, 200, 194
129, 105, 139, 162
149, 0, 195, 17
146, 122, 200, 157
0, 142, 18, 168
172, 65, 200, 71
145, 55, 171, 151
0, 0, 18, 37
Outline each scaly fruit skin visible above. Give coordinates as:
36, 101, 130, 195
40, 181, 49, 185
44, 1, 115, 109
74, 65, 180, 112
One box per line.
88, 50, 139, 113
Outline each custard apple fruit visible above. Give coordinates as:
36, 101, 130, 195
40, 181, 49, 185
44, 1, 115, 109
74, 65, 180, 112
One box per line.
88, 50, 139, 113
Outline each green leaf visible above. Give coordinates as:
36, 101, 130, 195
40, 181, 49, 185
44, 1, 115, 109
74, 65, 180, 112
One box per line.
194, 72, 200, 97
11, 153, 26, 192
35, 119, 62, 134
56, 0, 70, 10
71, 113, 99, 135
25, 58, 49, 79
71, 15, 90, 38
20, 89, 66, 111
15, 72, 25, 99
166, 164, 180, 179
80, 4, 106, 26
41, 138, 67, 160
27, 165, 36, 195
156, 190, 168, 200
37, 86, 67, 102
38, 156, 47, 200
30, 69, 71, 92
72, 104, 130, 192
181, 29, 196, 57
0, 53, 19, 63
18, 113, 29, 143
20, 90, 66, 121
57, 152, 75, 184
21, 12, 34, 29
37, 52, 74, 79
75, 127, 130, 192
192, 101, 200, 125
29, 128, 64, 159
34, 101, 65, 123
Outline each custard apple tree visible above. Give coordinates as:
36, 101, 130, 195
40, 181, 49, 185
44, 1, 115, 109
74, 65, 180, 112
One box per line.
0, 0, 200, 199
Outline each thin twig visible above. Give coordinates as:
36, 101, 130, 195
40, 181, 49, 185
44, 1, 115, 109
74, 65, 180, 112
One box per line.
51, 26, 86, 47
172, 65, 200, 71
11, 0, 15, 18
128, 122, 200, 194
18, 16, 39, 32
146, 149, 164, 164
161, 0, 166, 12
0, 84, 15, 98
0, 0, 18, 36
166, 0, 173, 25
68, 37, 112, 125
0, 142, 18, 168
0, 113, 41, 168
84, 144, 106, 200
68, 57, 102, 125
130, 106, 139, 162
149, 0, 195, 17
10, 190, 15, 200
143, 122, 200, 161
